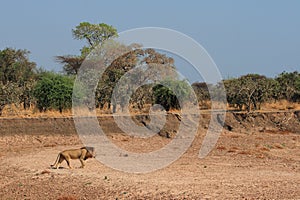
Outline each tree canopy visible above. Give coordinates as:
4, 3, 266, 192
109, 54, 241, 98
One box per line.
0, 48, 37, 114
72, 22, 118, 49
57, 22, 118, 75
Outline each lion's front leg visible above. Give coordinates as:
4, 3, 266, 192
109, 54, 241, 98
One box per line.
79, 159, 86, 168
79, 149, 87, 168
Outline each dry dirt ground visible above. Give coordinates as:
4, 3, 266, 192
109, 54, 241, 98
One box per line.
0, 115, 300, 199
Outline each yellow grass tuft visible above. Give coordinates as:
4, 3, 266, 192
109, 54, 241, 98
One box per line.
1, 100, 299, 118
262, 100, 300, 111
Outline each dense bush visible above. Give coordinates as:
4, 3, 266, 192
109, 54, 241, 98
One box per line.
223, 74, 278, 111
33, 72, 74, 113
275, 71, 300, 102
153, 79, 192, 111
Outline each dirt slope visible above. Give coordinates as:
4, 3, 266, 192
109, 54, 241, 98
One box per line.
0, 112, 299, 199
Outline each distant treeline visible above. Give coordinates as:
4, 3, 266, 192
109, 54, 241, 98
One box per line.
0, 47, 299, 115
192, 72, 300, 111
1, 22, 299, 115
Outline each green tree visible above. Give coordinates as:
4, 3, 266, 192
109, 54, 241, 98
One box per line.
56, 22, 118, 75
33, 72, 74, 113
130, 84, 154, 111
275, 71, 300, 102
57, 22, 177, 113
72, 22, 118, 51
0, 48, 37, 114
223, 78, 242, 110
153, 79, 191, 111
56, 56, 84, 75
97, 48, 176, 112
191, 82, 211, 108
0, 82, 20, 115
224, 74, 276, 112
296, 75, 300, 94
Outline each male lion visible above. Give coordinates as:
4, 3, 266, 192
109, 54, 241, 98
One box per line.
51, 147, 95, 169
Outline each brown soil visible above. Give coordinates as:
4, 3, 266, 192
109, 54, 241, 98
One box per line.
0, 112, 299, 199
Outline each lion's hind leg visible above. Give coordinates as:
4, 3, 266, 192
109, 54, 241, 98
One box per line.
51, 153, 62, 169
52, 153, 66, 169
60, 153, 72, 169
57, 154, 67, 169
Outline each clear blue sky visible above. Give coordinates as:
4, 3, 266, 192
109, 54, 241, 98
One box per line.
1, 0, 299, 82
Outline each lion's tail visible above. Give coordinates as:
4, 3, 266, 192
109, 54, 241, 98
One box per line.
51, 154, 60, 168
